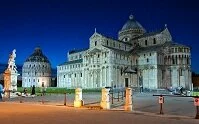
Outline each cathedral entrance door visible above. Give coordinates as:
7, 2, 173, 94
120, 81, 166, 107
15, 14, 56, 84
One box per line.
125, 78, 129, 87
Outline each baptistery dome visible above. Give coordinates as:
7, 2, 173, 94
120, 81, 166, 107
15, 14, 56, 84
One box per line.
22, 47, 51, 87
25, 47, 50, 63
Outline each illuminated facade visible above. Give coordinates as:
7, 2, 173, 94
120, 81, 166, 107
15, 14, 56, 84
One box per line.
57, 15, 192, 90
22, 47, 51, 87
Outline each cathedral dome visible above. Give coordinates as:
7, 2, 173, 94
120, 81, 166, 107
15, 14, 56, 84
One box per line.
25, 47, 50, 63
121, 15, 146, 32
118, 15, 146, 42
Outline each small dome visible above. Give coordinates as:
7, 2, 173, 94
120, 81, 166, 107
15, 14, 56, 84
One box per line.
25, 47, 50, 63
121, 15, 146, 32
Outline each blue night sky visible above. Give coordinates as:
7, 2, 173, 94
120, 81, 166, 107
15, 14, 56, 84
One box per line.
0, 0, 199, 72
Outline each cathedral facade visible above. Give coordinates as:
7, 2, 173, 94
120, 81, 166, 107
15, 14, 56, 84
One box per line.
57, 15, 192, 90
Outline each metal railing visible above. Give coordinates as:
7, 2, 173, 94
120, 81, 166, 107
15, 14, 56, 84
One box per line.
109, 88, 125, 104
153, 94, 199, 119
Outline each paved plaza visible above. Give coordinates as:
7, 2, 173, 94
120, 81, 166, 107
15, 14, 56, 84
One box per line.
0, 102, 198, 124
1, 92, 197, 118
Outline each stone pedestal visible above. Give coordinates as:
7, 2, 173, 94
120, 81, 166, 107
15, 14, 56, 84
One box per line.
4, 69, 19, 98
100, 88, 110, 109
74, 88, 84, 107
124, 87, 133, 111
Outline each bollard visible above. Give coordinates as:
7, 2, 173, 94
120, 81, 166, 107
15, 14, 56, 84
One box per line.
64, 93, 66, 106
159, 95, 164, 114
41, 93, 44, 104
74, 88, 84, 107
19, 92, 22, 103
100, 88, 110, 109
118, 92, 120, 102
111, 92, 113, 104
124, 87, 133, 111
121, 91, 124, 100
196, 106, 199, 119
194, 96, 199, 119
0, 92, 2, 102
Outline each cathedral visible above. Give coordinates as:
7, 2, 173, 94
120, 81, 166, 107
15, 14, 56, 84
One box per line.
57, 15, 192, 90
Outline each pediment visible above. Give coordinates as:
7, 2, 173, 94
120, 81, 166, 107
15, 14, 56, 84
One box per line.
89, 32, 102, 40
88, 48, 102, 54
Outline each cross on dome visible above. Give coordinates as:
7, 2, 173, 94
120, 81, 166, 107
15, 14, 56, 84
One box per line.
129, 15, 134, 20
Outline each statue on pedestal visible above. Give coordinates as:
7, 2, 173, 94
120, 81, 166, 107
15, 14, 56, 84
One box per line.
4, 49, 19, 96
7, 49, 17, 72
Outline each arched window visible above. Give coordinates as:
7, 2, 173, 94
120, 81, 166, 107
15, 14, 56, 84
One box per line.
147, 58, 149, 63
113, 42, 115, 47
95, 41, 97, 46
153, 38, 156, 44
175, 48, 177, 52
187, 57, 189, 65
145, 40, 147, 46
172, 57, 175, 64
179, 69, 182, 76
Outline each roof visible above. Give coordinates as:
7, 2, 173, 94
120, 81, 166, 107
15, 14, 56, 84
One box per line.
95, 32, 132, 46
123, 67, 137, 74
25, 47, 50, 63
58, 59, 83, 66
131, 41, 190, 54
88, 48, 102, 54
68, 48, 88, 54
120, 15, 146, 32
102, 45, 130, 55
163, 42, 190, 48
132, 28, 166, 40
131, 44, 163, 54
